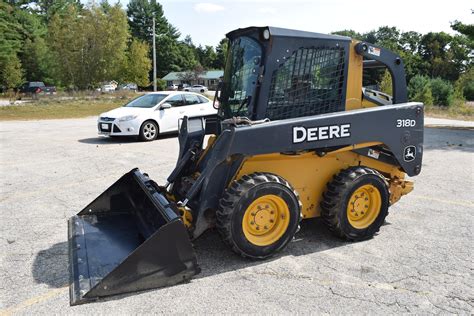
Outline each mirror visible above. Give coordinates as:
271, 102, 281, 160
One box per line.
213, 80, 223, 109
160, 102, 171, 109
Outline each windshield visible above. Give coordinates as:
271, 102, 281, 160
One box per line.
124, 94, 167, 108
219, 36, 262, 118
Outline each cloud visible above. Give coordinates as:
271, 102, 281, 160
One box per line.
194, 3, 225, 13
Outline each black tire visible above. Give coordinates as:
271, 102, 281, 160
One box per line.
200, 89, 205, 93
139, 120, 159, 141
320, 166, 389, 241
216, 173, 302, 259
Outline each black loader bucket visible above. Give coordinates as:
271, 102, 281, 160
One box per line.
68, 169, 200, 305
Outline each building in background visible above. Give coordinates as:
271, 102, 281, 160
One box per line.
162, 70, 223, 90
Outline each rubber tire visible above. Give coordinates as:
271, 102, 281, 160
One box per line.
200, 89, 205, 93
320, 166, 389, 241
216, 172, 302, 259
139, 120, 159, 141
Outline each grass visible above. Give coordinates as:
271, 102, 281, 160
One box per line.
0, 93, 140, 121
424, 102, 474, 121
1, 92, 472, 122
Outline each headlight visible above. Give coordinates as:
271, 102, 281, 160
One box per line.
118, 115, 138, 122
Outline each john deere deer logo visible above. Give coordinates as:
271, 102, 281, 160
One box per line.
403, 146, 416, 162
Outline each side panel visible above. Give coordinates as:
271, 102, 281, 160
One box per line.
235, 150, 404, 219
228, 102, 423, 177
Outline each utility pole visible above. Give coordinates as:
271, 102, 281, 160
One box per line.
152, 16, 157, 91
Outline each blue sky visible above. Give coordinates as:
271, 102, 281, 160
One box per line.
113, 0, 472, 46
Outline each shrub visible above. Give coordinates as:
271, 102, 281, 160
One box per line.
408, 75, 433, 106
156, 79, 166, 91
463, 81, 474, 101
430, 78, 454, 106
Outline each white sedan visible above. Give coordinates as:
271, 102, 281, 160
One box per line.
97, 92, 216, 141
184, 85, 208, 93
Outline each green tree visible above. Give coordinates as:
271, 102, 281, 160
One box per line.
123, 39, 152, 86
451, 19, 474, 42
331, 30, 363, 40
430, 78, 454, 106
0, 54, 24, 90
378, 70, 392, 95
408, 75, 434, 106
213, 38, 228, 69
21, 37, 55, 83
127, 0, 187, 78
48, 3, 130, 89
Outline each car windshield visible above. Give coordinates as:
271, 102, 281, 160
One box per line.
124, 94, 167, 108
219, 36, 262, 118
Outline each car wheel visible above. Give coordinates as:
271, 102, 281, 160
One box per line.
139, 120, 159, 141
184, 89, 189, 92
200, 89, 205, 93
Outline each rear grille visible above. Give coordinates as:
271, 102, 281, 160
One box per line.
266, 46, 346, 120
100, 117, 115, 122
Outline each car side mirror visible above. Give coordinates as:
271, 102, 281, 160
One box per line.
160, 102, 171, 109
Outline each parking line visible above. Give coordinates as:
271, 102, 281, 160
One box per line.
0, 286, 68, 316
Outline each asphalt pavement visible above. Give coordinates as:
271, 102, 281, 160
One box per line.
0, 117, 473, 314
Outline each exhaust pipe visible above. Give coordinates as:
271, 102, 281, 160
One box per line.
68, 169, 200, 305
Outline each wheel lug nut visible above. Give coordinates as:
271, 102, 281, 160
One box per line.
250, 221, 254, 225
256, 226, 260, 230
251, 212, 256, 216
365, 198, 368, 201
264, 226, 268, 229
270, 219, 274, 223
270, 211, 274, 214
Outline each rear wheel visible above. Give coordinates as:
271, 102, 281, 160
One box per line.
217, 173, 301, 259
139, 120, 158, 141
321, 167, 389, 241
200, 89, 205, 93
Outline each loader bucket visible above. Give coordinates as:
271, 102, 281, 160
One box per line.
67, 169, 200, 305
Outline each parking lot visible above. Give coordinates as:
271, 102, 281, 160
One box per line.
0, 117, 473, 314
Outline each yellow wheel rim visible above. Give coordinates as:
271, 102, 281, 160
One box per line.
242, 194, 290, 246
346, 184, 381, 229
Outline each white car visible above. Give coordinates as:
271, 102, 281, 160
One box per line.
101, 84, 116, 92
184, 85, 208, 93
97, 92, 216, 141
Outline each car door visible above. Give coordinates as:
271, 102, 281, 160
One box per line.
197, 95, 216, 116
183, 94, 204, 117
158, 94, 186, 132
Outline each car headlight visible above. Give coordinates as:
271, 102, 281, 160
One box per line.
118, 115, 138, 122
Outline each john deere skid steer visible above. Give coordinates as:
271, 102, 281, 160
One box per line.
68, 26, 423, 304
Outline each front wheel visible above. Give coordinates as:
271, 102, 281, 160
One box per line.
217, 173, 302, 259
139, 120, 159, 141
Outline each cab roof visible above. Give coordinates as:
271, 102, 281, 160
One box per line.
226, 26, 351, 42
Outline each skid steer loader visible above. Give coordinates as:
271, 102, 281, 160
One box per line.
68, 26, 423, 305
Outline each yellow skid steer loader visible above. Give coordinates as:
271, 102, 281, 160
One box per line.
68, 26, 423, 305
